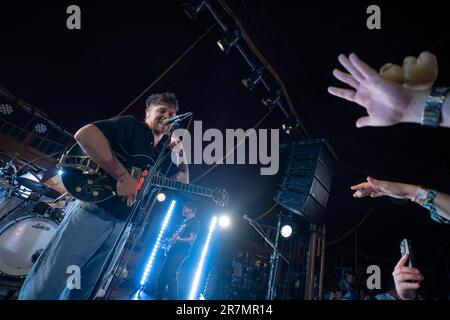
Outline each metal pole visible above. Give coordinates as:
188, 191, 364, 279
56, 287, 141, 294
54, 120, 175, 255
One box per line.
204, 1, 228, 32
304, 223, 317, 300
318, 224, 326, 300
266, 213, 281, 300
354, 229, 358, 299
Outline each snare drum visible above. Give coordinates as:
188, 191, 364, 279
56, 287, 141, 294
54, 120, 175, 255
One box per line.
0, 215, 58, 279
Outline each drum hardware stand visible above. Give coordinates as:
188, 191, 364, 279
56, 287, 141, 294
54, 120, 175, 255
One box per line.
39, 192, 69, 207
88, 120, 184, 300
48, 192, 69, 203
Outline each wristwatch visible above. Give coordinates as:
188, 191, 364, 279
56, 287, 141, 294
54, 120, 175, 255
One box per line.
421, 86, 449, 127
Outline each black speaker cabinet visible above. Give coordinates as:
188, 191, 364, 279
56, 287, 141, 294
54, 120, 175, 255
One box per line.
274, 139, 336, 223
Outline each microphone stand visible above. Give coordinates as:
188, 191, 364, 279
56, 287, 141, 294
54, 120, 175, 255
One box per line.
88, 120, 182, 300
244, 214, 288, 300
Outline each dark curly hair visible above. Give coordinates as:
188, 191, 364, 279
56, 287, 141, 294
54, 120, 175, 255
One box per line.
183, 201, 197, 213
145, 92, 179, 112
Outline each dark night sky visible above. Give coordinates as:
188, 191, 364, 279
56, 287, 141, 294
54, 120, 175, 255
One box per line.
1, 1, 449, 292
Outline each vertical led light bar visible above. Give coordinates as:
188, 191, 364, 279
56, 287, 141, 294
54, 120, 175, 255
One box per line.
140, 200, 176, 287
188, 216, 218, 300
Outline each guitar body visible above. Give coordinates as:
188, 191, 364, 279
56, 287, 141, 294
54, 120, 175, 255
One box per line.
59, 144, 152, 203
162, 223, 188, 256
58, 144, 229, 206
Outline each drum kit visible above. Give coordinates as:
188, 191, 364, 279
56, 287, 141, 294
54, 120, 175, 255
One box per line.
0, 158, 75, 281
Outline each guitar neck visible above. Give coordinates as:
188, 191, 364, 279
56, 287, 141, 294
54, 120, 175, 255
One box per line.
151, 175, 213, 199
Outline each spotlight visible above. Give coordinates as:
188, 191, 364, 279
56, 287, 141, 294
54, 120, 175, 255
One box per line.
58, 169, 63, 176
0, 104, 13, 115
282, 123, 293, 135
35, 123, 48, 134
217, 29, 240, 54
218, 215, 231, 229
261, 90, 281, 110
182, 1, 205, 21
241, 67, 265, 91
281, 225, 293, 238
156, 192, 166, 202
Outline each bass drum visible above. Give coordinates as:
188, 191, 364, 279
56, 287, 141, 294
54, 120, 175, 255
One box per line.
0, 215, 58, 279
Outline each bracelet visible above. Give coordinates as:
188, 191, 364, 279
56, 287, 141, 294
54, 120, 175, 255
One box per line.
417, 189, 436, 210
412, 186, 430, 204
419, 189, 450, 224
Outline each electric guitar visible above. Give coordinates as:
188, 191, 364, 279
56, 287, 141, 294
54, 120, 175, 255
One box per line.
161, 223, 189, 255
58, 144, 229, 206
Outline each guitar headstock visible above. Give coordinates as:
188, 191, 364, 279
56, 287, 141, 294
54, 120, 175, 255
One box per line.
211, 188, 230, 207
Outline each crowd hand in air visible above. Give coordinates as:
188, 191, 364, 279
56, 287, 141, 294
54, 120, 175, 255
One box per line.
350, 177, 414, 200
328, 53, 430, 128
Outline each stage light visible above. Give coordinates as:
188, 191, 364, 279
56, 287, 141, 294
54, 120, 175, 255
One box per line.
241, 67, 264, 91
156, 192, 166, 202
35, 123, 47, 134
217, 29, 240, 54
188, 216, 218, 300
58, 169, 63, 176
0, 104, 13, 115
282, 123, 293, 135
140, 200, 176, 287
261, 90, 281, 110
182, 1, 205, 20
218, 215, 231, 229
281, 224, 293, 238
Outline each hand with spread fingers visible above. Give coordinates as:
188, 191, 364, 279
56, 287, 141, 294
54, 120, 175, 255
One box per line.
329, 52, 450, 128
380, 51, 438, 90
328, 53, 419, 127
393, 254, 424, 300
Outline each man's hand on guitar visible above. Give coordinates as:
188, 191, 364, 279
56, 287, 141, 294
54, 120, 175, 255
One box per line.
116, 172, 138, 207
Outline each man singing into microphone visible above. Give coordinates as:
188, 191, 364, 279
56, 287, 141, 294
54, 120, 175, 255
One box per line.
19, 92, 189, 300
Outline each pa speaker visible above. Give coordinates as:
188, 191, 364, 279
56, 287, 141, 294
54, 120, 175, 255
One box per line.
274, 139, 336, 223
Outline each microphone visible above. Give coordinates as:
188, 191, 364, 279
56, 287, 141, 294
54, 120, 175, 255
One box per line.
161, 112, 193, 125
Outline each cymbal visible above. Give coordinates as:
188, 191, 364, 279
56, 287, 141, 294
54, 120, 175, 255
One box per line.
16, 177, 62, 199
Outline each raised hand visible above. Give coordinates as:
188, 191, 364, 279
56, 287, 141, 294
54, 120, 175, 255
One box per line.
328, 53, 419, 128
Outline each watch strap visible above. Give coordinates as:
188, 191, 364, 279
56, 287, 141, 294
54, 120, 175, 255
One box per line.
422, 86, 449, 127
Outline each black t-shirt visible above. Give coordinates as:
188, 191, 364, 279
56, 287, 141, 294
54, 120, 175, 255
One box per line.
91, 115, 181, 217
172, 217, 200, 251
